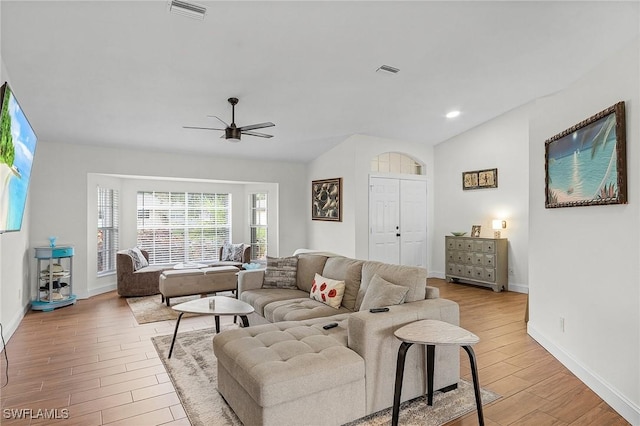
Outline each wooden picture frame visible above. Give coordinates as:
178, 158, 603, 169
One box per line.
463, 168, 498, 190
545, 102, 627, 208
311, 178, 342, 221
471, 225, 481, 238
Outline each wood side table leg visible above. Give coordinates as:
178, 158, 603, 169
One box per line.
462, 345, 484, 426
426, 344, 435, 405
392, 342, 413, 426
168, 312, 184, 359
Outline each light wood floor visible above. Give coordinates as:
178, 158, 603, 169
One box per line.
0, 279, 629, 425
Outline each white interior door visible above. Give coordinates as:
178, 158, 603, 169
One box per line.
369, 177, 427, 267
369, 178, 400, 264
400, 179, 427, 267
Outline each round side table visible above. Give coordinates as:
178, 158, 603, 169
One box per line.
392, 319, 483, 426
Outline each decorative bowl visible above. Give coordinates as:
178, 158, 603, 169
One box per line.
451, 232, 467, 236
242, 263, 263, 270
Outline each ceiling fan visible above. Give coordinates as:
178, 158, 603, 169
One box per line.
183, 97, 275, 142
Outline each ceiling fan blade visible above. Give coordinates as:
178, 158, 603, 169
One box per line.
237, 122, 275, 132
207, 115, 229, 128
242, 130, 273, 138
183, 126, 225, 131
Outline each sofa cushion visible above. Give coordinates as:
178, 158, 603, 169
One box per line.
310, 273, 345, 309
263, 256, 298, 289
296, 255, 328, 292
127, 247, 149, 270
356, 262, 427, 310
241, 288, 309, 316
359, 274, 409, 311
213, 318, 363, 407
322, 257, 363, 311
264, 298, 353, 322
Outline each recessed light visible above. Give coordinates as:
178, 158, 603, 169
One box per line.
446, 110, 461, 119
168, 0, 207, 20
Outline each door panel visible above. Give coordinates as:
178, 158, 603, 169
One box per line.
369, 177, 427, 267
369, 178, 400, 264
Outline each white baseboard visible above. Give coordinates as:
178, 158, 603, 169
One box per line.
528, 322, 640, 425
0, 302, 30, 350
81, 283, 117, 299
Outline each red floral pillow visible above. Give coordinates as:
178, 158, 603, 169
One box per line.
309, 273, 346, 309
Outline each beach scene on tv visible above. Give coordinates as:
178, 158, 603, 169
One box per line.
546, 112, 619, 205
0, 84, 37, 232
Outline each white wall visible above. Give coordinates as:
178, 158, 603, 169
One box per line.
528, 39, 639, 423
29, 142, 307, 300
307, 134, 434, 266
433, 106, 531, 292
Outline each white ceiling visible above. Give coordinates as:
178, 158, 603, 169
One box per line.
2, 1, 639, 163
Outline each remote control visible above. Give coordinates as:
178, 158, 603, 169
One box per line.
369, 307, 390, 313
323, 323, 339, 330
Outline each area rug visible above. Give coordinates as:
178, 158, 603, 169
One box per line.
152, 328, 501, 426
126, 294, 200, 324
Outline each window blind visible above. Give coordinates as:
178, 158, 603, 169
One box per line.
97, 187, 119, 275
137, 191, 231, 264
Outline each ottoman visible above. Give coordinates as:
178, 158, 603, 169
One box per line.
213, 318, 366, 426
159, 265, 239, 306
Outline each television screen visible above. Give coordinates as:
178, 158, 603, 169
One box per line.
0, 82, 37, 233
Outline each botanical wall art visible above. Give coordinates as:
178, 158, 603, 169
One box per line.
545, 102, 627, 208
312, 178, 342, 221
462, 168, 498, 190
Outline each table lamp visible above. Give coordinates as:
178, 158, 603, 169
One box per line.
492, 220, 506, 238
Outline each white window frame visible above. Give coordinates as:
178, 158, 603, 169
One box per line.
249, 193, 268, 260
97, 187, 119, 276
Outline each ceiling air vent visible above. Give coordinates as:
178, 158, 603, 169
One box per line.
168, 0, 207, 20
376, 65, 400, 74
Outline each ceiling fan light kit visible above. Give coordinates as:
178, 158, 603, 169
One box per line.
168, 0, 207, 20
184, 97, 275, 142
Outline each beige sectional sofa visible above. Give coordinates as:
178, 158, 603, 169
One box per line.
213, 253, 461, 426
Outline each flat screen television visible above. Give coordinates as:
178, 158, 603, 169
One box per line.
0, 82, 37, 233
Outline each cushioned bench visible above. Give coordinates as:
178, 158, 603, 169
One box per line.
213, 316, 366, 426
159, 265, 239, 306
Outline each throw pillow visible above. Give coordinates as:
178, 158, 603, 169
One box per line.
222, 243, 244, 262
127, 247, 149, 271
359, 274, 409, 311
309, 273, 346, 309
262, 256, 298, 289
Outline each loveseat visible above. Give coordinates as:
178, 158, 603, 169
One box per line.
212, 253, 460, 426
116, 244, 251, 297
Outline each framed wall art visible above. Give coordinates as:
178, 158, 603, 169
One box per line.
311, 178, 342, 221
471, 225, 481, 238
545, 101, 627, 208
462, 168, 498, 190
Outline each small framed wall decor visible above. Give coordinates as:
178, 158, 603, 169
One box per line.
471, 225, 481, 237
462, 168, 498, 190
545, 101, 627, 208
312, 178, 342, 221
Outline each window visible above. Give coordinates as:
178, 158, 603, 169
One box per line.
137, 191, 231, 264
249, 193, 267, 260
97, 187, 119, 275
371, 152, 423, 175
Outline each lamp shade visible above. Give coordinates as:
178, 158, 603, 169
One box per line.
492, 220, 506, 230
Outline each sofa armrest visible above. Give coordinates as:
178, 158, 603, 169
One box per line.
426, 285, 439, 299
347, 298, 459, 413
237, 269, 265, 297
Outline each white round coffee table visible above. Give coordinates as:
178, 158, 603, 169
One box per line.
392, 319, 483, 426
168, 296, 254, 358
